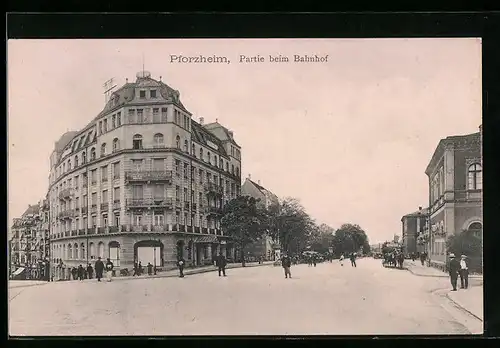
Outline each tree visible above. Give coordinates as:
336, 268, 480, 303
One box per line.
332, 224, 370, 256
309, 223, 335, 254
446, 229, 482, 272
221, 196, 266, 267
264, 197, 314, 254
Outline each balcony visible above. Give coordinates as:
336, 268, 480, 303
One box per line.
187, 226, 193, 233
78, 229, 86, 236
101, 203, 109, 212
454, 189, 482, 203
205, 183, 224, 196
82, 206, 88, 215
194, 227, 200, 233
184, 201, 190, 210
207, 206, 223, 215
202, 227, 208, 234
153, 224, 166, 232
109, 226, 119, 233
174, 199, 182, 209
91, 205, 98, 214
125, 170, 173, 183
58, 209, 75, 220
58, 188, 73, 200
126, 198, 174, 210
113, 201, 121, 210
192, 203, 197, 211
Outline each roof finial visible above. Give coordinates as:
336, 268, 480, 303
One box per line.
160, 76, 162, 82
126, 78, 128, 83
216, 118, 218, 123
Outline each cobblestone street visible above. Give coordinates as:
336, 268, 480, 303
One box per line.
9, 258, 483, 336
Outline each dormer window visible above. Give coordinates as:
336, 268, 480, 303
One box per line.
139, 90, 146, 99
150, 90, 157, 98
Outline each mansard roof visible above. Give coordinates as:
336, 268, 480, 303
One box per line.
22, 204, 40, 217
191, 119, 228, 158
247, 179, 278, 200
204, 121, 240, 147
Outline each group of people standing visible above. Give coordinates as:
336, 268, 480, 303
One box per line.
68, 257, 114, 282
339, 253, 357, 267
174, 252, 228, 278
448, 253, 470, 291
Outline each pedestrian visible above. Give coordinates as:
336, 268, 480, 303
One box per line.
105, 258, 114, 282
87, 263, 94, 279
448, 253, 460, 291
350, 252, 357, 267
147, 262, 153, 276
77, 264, 84, 281
420, 252, 426, 266
94, 257, 104, 282
282, 254, 292, 279
216, 252, 227, 277
459, 254, 469, 289
339, 254, 344, 266
312, 255, 317, 267
71, 267, 78, 280
133, 262, 138, 276
177, 257, 185, 278
138, 261, 143, 276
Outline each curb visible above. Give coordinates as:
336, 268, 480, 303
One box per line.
406, 266, 482, 280
431, 287, 483, 323
9, 262, 274, 288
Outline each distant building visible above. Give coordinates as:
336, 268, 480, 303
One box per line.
10, 200, 50, 280
401, 206, 429, 255
241, 176, 280, 260
425, 128, 482, 270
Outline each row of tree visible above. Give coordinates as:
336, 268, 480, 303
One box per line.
220, 195, 371, 266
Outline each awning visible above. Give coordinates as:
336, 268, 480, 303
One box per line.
195, 235, 218, 243
12, 267, 25, 276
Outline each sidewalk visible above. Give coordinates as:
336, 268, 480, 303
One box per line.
9, 261, 274, 288
446, 285, 483, 321
405, 260, 483, 280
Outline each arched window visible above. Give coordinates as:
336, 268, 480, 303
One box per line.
468, 222, 482, 238
63, 244, 66, 260
468, 163, 482, 190
112, 138, 120, 152
67, 160, 72, 171
232, 164, 235, 175
63, 163, 66, 173
81, 243, 86, 260
133, 134, 143, 150
75, 155, 79, 167
192, 143, 196, 156
68, 244, 72, 259
207, 152, 211, 164
82, 151, 87, 164
74, 243, 79, 259
236, 167, 240, 177
90, 147, 96, 160
101, 143, 107, 156
176, 135, 180, 149
214, 155, 218, 166
199, 148, 203, 159
226, 162, 229, 172
184, 140, 189, 153
154, 133, 164, 148
89, 242, 95, 260
219, 158, 223, 169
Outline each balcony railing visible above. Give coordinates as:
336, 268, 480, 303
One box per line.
184, 201, 190, 209
91, 205, 98, 214
207, 206, 223, 215
58, 209, 75, 219
192, 203, 197, 211
126, 198, 174, 209
454, 189, 482, 202
58, 188, 73, 200
101, 203, 109, 212
202, 227, 208, 234
125, 170, 173, 183
113, 201, 121, 210
82, 206, 88, 215
205, 183, 224, 195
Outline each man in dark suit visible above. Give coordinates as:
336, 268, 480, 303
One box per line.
216, 252, 227, 277
94, 257, 104, 282
282, 254, 292, 279
448, 253, 460, 291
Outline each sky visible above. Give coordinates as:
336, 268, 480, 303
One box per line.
8, 38, 482, 244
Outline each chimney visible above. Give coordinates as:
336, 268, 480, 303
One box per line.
258, 180, 261, 185
228, 130, 234, 138
248, 174, 251, 180
419, 206, 422, 210
199, 117, 204, 125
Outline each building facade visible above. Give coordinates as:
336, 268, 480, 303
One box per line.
401, 207, 429, 255
47, 71, 242, 279
241, 176, 280, 261
424, 129, 482, 270
9, 201, 50, 280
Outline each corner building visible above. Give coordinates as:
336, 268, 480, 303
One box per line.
48, 71, 242, 279
424, 128, 482, 270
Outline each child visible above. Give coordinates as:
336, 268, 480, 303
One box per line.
339, 254, 344, 266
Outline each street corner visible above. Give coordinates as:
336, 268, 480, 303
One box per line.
446, 285, 483, 322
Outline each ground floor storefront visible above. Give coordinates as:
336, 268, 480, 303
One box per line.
51, 233, 237, 280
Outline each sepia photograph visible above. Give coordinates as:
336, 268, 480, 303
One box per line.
7, 38, 483, 336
